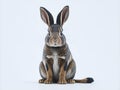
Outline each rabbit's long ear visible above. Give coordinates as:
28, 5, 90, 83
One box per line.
56, 6, 69, 26
40, 7, 54, 26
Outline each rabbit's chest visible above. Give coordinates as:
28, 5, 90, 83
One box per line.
46, 52, 65, 76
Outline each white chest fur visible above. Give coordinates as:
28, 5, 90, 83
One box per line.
52, 52, 59, 76
46, 52, 65, 76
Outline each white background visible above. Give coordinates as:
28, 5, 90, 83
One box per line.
0, 0, 120, 90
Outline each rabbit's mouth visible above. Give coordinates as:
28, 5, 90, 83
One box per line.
46, 43, 63, 47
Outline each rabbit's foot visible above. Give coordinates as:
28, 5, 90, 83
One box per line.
44, 79, 52, 84
67, 79, 75, 84
39, 79, 45, 83
58, 79, 67, 84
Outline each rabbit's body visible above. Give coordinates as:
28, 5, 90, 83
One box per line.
40, 44, 76, 83
39, 6, 94, 84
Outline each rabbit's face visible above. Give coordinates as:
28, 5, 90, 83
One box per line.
45, 24, 66, 47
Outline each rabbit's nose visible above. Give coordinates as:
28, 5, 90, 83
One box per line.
54, 40, 57, 43
54, 38, 57, 42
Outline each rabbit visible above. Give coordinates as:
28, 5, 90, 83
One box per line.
39, 6, 94, 84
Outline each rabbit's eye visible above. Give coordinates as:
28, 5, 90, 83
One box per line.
48, 32, 50, 36
59, 33, 63, 36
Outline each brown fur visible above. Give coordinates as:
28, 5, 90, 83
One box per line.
44, 59, 53, 84
75, 78, 88, 83
45, 44, 67, 56
58, 64, 67, 84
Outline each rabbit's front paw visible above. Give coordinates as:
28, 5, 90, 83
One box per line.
44, 79, 52, 84
58, 79, 67, 84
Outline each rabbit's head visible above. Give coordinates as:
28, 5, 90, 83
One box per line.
40, 6, 69, 47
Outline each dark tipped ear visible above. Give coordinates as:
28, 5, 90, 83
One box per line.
40, 7, 54, 26
56, 6, 69, 26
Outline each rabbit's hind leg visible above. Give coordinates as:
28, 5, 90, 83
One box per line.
39, 61, 47, 83
66, 60, 76, 84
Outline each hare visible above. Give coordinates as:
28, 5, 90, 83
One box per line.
39, 6, 94, 84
